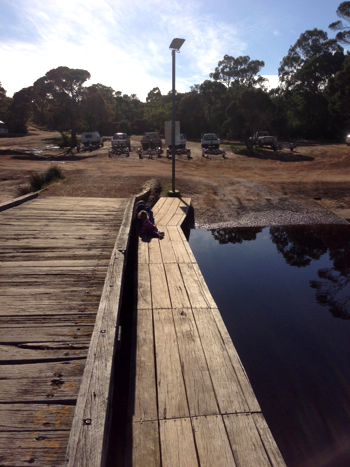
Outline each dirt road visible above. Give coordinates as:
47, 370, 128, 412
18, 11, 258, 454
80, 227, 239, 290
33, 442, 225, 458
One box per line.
1, 127, 349, 227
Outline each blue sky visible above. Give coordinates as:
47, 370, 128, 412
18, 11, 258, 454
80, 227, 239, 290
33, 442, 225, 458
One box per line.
0, 0, 345, 102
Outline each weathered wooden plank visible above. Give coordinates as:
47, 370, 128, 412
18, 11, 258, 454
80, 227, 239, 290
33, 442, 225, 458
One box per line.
0, 326, 93, 343
157, 198, 180, 227
0, 275, 105, 285
149, 263, 171, 309
116, 196, 135, 252
252, 413, 286, 466
178, 263, 212, 308
223, 413, 273, 466
153, 197, 175, 220
0, 342, 89, 362
159, 418, 198, 466
166, 198, 191, 226
175, 226, 197, 263
0, 228, 111, 236
127, 421, 160, 467
148, 237, 163, 264
158, 227, 177, 263
210, 307, 261, 413
0, 403, 75, 431
132, 307, 158, 422
188, 262, 217, 308
0, 430, 69, 466
0, 376, 81, 402
167, 226, 192, 263
152, 197, 167, 218
192, 415, 237, 466
0, 283, 102, 294
179, 262, 217, 308
0, 266, 108, 274
137, 263, 152, 310
0, 314, 95, 327
138, 236, 149, 264
153, 308, 189, 420
164, 263, 191, 309
194, 308, 249, 414
0, 239, 113, 248
0, 303, 98, 316
172, 308, 218, 417
65, 244, 126, 466
0, 254, 109, 262
0, 360, 84, 379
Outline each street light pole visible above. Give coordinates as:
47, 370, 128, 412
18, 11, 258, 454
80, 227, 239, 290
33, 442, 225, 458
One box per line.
169, 38, 185, 196
171, 48, 176, 193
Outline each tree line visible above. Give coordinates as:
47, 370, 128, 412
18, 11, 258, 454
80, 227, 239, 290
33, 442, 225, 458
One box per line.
1, 2, 350, 144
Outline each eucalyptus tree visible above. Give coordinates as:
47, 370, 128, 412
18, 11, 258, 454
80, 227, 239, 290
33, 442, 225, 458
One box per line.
210, 55, 267, 88
31, 77, 55, 127
80, 85, 112, 135
42, 67, 91, 146
0, 82, 11, 125
144, 87, 172, 133
326, 55, 350, 129
7, 87, 33, 134
114, 92, 144, 130
224, 88, 275, 139
199, 80, 227, 132
329, 2, 350, 44
178, 90, 207, 138
278, 29, 344, 93
146, 87, 162, 102
278, 29, 344, 137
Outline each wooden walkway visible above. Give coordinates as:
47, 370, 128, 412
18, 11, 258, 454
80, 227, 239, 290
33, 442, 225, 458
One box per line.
129, 197, 286, 466
0, 196, 130, 466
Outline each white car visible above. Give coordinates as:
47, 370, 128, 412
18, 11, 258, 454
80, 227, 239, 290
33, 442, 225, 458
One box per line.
81, 131, 103, 147
346, 134, 350, 145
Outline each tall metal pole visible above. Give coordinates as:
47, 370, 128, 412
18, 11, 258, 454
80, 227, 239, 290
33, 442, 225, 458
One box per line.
171, 49, 176, 193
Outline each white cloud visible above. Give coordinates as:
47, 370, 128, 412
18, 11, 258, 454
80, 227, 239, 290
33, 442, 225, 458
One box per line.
263, 75, 280, 89
0, 0, 251, 100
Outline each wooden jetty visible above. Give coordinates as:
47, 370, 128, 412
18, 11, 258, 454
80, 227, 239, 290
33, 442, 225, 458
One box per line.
0, 195, 132, 466
0, 193, 285, 466
128, 197, 286, 466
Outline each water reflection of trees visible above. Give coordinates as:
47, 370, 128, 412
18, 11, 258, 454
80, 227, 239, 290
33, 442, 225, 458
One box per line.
209, 227, 262, 244
270, 225, 350, 319
209, 225, 350, 319
269, 226, 327, 267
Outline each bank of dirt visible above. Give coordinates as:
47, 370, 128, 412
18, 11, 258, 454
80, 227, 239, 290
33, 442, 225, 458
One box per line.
0, 127, 349, 227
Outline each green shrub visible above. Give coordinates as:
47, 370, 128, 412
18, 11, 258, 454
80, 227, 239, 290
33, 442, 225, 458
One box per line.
44, 165, 64, 183
29, 172, 45, 191
16, 185, 32, 197
16, 165, 65, 196
230, 144, 260, 156
59, 131, 72, 148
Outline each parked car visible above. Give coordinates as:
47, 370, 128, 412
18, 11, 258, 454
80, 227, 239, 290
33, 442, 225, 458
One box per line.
201, 133, 221, 150
249, 131, 277, 148
111, 133, 130, 150
346, 133, 350, 145
141, 132, 162, 150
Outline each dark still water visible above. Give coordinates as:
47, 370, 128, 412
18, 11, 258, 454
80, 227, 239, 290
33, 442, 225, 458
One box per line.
188, 225, 350, 467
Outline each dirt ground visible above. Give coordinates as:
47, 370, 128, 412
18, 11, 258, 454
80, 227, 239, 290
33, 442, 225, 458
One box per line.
1, 126, 350, 227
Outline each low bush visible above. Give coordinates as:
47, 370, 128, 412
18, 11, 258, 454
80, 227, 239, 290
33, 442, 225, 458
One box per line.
230, 144, 261, 156
16, 165, 65, 197
59, 131, 72, 148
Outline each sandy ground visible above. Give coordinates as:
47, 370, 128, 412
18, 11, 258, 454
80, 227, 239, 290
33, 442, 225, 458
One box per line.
1, 127, 350, 227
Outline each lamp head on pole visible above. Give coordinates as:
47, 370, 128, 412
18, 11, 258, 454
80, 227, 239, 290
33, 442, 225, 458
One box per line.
169, 38, 185, 51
